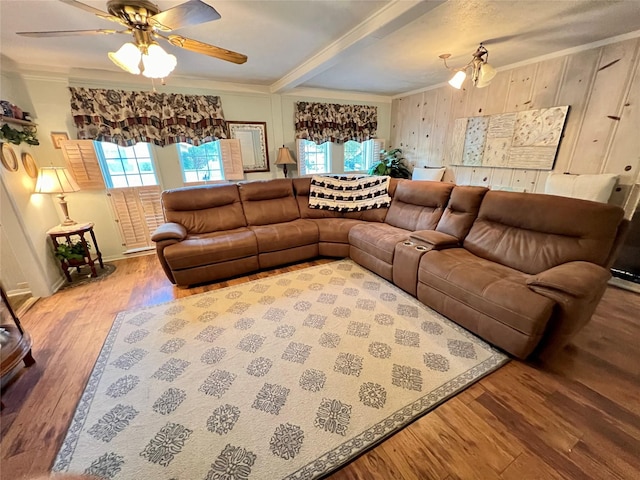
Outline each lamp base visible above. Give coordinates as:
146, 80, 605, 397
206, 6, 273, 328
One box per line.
60, 218, 78, 227
283, 165, 289, 178
57, 194, 77, 227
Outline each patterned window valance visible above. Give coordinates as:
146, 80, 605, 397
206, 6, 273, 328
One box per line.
69, 87, 228, 147
294, 101, 377, 144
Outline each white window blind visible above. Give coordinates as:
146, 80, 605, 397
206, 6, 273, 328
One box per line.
219, 139, 244, 180
107, 186, 163, 251
60, 140, 106, 190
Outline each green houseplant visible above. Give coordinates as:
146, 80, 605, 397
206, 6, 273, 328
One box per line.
0, 123, 39, 146
368, 147, 411, 178
54, 241, 90, 263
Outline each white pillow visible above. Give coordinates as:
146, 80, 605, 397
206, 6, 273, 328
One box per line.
412, 167, 446, 181
544, 173, 618, 203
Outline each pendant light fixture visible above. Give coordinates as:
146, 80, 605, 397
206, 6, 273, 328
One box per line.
439, 43, 497, 89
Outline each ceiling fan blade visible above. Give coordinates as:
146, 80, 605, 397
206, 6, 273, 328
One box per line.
149, 0, 221, 31
165, 34, 247, 64
17, 29, 126, 37
59, 0, 124, 24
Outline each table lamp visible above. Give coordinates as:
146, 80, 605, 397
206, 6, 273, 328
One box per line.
275, 146, 296, 178
35, 167, 80, 226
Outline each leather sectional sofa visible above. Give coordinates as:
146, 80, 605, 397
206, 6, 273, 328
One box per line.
151, 177, 626, 360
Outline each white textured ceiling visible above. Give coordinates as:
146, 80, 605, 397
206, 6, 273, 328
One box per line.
1, 0, 639, 96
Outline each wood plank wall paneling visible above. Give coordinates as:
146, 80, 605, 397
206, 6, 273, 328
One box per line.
392, 37, 640, 214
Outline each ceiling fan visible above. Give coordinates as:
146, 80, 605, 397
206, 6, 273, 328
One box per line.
17, 0, 247, 79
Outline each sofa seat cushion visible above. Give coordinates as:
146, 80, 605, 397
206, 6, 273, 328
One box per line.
418, 248, 555, 337
313, 218, 367, 244
163, 228, 258, 270
349, 223, 411, 264
250, 219, 318, 253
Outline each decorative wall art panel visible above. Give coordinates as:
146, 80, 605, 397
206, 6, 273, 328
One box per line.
448, 118, 468, 166
461, 117, 489, 166
451, 106, 569, 170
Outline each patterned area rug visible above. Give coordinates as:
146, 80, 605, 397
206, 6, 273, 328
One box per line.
53, 260, 508, 479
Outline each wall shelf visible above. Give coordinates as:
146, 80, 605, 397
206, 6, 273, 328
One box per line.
0, 116, 36, 127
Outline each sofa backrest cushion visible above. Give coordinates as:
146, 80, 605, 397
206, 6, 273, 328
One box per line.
293, 177, 342, 219
239, 178, 300, 225
162, 184, 246, 234
464, 191, 625, 274
436, 186, 488, 240
384, 180, 454, 231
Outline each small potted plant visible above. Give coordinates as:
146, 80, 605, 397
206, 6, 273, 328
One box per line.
54, 241, 90, 266
368, 148, 411, 178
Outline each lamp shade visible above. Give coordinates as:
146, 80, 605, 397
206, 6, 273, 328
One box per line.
275, 146, 296, 165
108, 42, 141, 75
35, 167, 80, 194
142, 43, 177, 79
476, 62, 497, 88
448, 70, 466, 89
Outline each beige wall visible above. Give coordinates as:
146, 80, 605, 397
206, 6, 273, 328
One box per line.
391, 37, 640, 216
0, 71, 391, 294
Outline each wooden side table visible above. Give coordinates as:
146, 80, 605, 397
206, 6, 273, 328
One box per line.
47, 222, 104, 282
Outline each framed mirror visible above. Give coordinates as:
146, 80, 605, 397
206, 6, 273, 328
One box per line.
227, 121, 270, 172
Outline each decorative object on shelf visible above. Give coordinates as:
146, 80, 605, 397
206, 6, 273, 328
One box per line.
368, 148, 411, 178
50, 131, 69, 149
1, 142, 19, 172
0, 122, 39, 146
439, 43, 497, 89
35, 167, 81, 226
275, 145, 296, 177
54, 240, 91, 262
227, 121, 270, 172
21, 152, 38, 178
18, 0, 247, 82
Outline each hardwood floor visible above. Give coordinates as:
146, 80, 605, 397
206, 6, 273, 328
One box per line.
1, 255, 639, 480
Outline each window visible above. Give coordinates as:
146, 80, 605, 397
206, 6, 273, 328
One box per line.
95, 142, 157, 188
177, 142, 225, 183
297, 140, 331, 176
344, 139, 383, 173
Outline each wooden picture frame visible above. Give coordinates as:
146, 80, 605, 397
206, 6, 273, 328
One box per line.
21, 152, 38, 178
227, 121, 270, 173
50, 132, 69, 149
1, 142, 18, 172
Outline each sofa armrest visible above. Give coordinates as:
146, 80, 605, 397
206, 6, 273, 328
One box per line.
410, 230, 459, 249
526, 261, 611, 299
151, 222, 187, 243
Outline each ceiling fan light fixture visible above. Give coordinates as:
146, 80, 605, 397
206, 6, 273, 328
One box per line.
141, 42, 177, 79
476, 62, 497, 88
108, 42, 141, 74
448, 70, 467, 89
440, 43, 496, 89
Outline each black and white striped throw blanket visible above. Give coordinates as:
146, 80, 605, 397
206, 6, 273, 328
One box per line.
308, 175, 391, 212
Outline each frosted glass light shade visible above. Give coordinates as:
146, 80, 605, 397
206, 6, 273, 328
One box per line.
476, 62, 497, 88
108, 43, 141, 74
142, 43, 177, 79
448, 70, 466, 89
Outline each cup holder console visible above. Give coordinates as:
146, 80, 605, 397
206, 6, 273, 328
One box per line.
402, 241, 414, 246
415, 245, 428, 251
